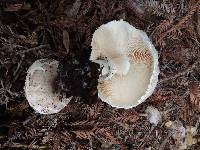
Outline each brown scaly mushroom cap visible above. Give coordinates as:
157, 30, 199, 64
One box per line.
90, 20, 159, 108
24, 59, 71, 114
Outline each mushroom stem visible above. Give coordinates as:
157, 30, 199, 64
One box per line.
109, 55, 130, 75
94, 55, 130, 80
94, 58, 116, 80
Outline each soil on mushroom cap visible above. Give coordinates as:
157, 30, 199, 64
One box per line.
58, 57, 100, 105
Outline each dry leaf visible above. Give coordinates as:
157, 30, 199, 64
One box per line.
4, 4, 23, 12
178, 126, 198, 150
62, 30, 70, 53
189, 82, 200, 112
72, 130, 95, 139
185, 126, 197, 146
87, 101, 104, 119
96, 127, 119, 144
65, 0, 82, 17
114, 110, 139, 124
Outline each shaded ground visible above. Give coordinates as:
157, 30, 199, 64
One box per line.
0, 0, 200, 149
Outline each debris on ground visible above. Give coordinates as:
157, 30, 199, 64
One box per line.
0, 0, 200, 149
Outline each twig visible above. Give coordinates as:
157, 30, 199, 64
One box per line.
17, 44, 50, 54
195, 116, 200, 129
162, 107, 176, 116
13, 54, 25, 82
158, 132, 173, 150
139, 125, 155, 148
28, 138, 37, 149
1, 143, 47, 149
159, 60, 199, 83
65, 0, 82, 17
156, 4, 199, 45
0, 136, 6, 140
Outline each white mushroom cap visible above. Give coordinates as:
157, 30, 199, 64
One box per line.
90, 20, 159, 108
24, 59, 71, 114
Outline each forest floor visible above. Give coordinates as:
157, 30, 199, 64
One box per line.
0, 0, 200, 149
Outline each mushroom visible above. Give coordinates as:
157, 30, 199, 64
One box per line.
90, 20, 159, 108
24, 59, 71, 114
